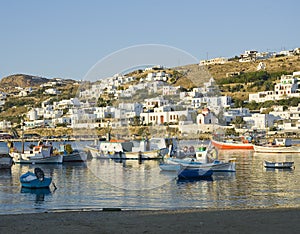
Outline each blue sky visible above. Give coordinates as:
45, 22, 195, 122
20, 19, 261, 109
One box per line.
0, 0, 299, 80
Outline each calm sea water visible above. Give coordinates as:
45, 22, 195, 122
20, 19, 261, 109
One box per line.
1, 141, 300, 214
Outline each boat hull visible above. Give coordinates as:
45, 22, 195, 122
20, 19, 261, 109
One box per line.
63, 151, 87, 162
178, 168, 213, 179
211, 139, 254, 150
166, 158, 236, 172
159, 163, 181, 171
211, 161, 236, 172
264, 161, 294, 169
12, 153, 63, 164
254, 145, 300, 153
20, 172, 52, 188
0, 156, 13, 169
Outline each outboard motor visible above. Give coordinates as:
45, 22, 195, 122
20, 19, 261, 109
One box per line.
34, 168, 45, 181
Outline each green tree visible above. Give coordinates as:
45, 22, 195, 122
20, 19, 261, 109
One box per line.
231, 116, 245, 128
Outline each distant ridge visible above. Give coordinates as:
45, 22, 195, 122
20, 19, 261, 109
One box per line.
0, 74, 50, 89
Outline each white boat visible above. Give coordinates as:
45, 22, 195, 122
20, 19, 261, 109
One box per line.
59, 144, 87, 162
159, 163, 181, 171
0, 146, 13, 169
254, 145, 300, 153
195, 146, 236, 172
264, 161, 294, 169
160, 159, 214, 178
62, 150, 87, 162
254, 138, 300, 153
161, 143, 236, 172
89, 138, 169, 160
11, 144, 63, 164
84, 144, 100, 158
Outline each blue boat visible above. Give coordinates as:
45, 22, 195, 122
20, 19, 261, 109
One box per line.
178, 167, 213, 179
20, 168, 52, 189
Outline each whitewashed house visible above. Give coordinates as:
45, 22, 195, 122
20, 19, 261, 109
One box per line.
118, 103, 143, 116
276, 120, 300, 132
143, 97, 169, 110
52, 116, 71, 126
53, 98, 81, 110
192, 96, 231, 111
199, 57, 228, 66
243, 113, 279, 130
140, 106, 193, 125
196, 108, 218, 125
239, 50, 258, 62
27, 109, 38, 121
44, 88, 61, 95
162, 85, 179, 95
0, 120, 12, 130
249, 74, 300, 103
223, 108, 251, 125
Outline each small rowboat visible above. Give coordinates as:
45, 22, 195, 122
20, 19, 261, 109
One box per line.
20, 168, 52, 188
263, 161, 294, 169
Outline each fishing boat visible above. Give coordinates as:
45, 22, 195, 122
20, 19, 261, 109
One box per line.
84, 143, 100, 158
195, 146, 236, 172
91, 138, 169, 160
263, 161, 294, 169
159, 159, 214, 178
62, 149, 87, 162
211, 138, 254, 150
161, 144, 236, 172
0, 146, 13, 169
20, 168, 52, 188
11, 144, 63, 164
254, 145, 300, 153
254, 139, 300, 153
60, 144, 87, 162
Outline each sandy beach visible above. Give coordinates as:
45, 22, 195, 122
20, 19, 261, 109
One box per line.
1, 208, 300, 234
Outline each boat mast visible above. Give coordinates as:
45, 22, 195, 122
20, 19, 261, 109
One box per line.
21, 119, 25, 153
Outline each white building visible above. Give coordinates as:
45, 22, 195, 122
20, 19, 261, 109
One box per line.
276, 120, 300, 132
143, 97, 169, 110
249, 74, 300, 103
0, 120, 12, 130
199, 57, 228, 66
196, 108, 218, 125
44, 88, 61, 95
140, 107, 193, 125
223, 108, 251, 125
52, 117, 71, 126
53, 98, 81, 110
243, 113, 279, 130
162, 85, 179, 95
27, 109, 38, 121
118, 103, 143, 116
192, 96, 231, 110
0, 91, 7, 101
239, 50, 258, 62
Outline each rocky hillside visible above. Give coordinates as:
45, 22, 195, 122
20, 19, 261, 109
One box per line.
174, 55, 300, 88
0, 74, 50, 89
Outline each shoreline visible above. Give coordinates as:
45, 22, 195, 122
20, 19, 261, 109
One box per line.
1, 207, 300, 233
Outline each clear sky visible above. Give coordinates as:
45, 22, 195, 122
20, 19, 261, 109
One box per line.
0, 0, 299, 80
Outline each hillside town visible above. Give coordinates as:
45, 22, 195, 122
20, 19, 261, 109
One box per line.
0, 47, 300, 139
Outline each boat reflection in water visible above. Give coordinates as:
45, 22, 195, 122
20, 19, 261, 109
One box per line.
21, 187, 52, 203
177, 176, 213, 184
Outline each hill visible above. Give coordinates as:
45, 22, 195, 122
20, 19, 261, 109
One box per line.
0, 74, 50, 90
174, 55, 300, 88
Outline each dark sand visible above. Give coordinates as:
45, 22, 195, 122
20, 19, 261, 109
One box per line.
1, 208, 300, 234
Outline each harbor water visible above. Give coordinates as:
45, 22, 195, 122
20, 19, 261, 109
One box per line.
1, 141, 300, 214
